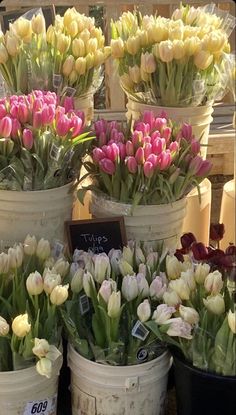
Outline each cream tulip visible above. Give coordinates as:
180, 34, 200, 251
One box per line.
12, 313, 31, 338
0, 316, 9, 336
24, 234, 37, 256
107, 291, 121, 318
159, 40, 174, 63
194, 50, 213, 70
137, 299, 151, 323
203, 294, 225, 315
75, 57, 86, 75
26, 271, 44, 295
228, 310, 236, 334
179, 305, 199, 325
31, 13, 45, 35
50, 284, 69, 305
62, 55, 75, 77
111, 38, 124, 59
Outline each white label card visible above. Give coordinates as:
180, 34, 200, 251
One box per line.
132, 320, 149, 341
23, 395, 57, 415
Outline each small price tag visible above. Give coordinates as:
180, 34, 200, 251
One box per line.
131, 320, 149, 341
64, 149, 74, 163
23, 395, 57, 415
79, 294, 90, 315
62, 86, 76, 97
50, 143, 61, 161
52, 240, 64, 259
193, 80, 205, 94
137, 348, 148, 362
53, 74, 62, 89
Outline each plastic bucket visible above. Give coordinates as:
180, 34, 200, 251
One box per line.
68, 344, 171, 415
0, 183, 74, 249
74, 94, 94, 125
0, 356, 62, 415
90, 193, 187, 248
173, 353, 236, 415
126, 99, 214, 159
182, 178, 212, 245
219, 179, 235, 250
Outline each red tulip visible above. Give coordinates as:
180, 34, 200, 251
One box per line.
135, 147, 145, 164
210, 223, 225, 241
191, 242, 208, 260
181, 232, 197, 250
99, 158, 116, 175
92, 148, 106, 163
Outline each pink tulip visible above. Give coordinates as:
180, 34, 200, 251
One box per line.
56, 115, 71, 136
181, 123, 193, 141
143, 135, 151, 144
159, 110, 168, 119
33, 111, 43, 129
94, 119, 107, 136
18, 103, 29, 124
33, 98, 44, 112
143, 111, 155, 129
147, 153, 158, 167
144, 143, 152, 159
107, 121, 118, 133
10, 104, 18, 119
162, 127, 172, 143
169, 141, 179, 154
189, 155, 204, 175
126, 140, 134, 156
98, 132, 107, 147
99, 158, 116, 175
143, 161, 154, 178
106, 143, 120, 162
196, 159, 212, 176
11, 118, 21, 139
117, 132, 125, 142
0, 104, 7, 118
132, 130, 143, 149
92, 147, 106, 163
151, 131, 161, 142
154, 117, 167, 132
191, 139, 201, 154
157, 151, 171, 170
70, 115, 82, 138
152, 138, 165, 155
63, 97, 74, 113
126, 156, 138, 174
135, 147, 145, 164
22, 128, 34, 150
117, 142, 126, 160
134, 122, 150, 136
9, 95, 19, 105
0, 116, 12, 137
110, 128, 119, 142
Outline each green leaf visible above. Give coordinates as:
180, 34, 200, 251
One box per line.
31, 153, 44, 171
77, 187, 87, 206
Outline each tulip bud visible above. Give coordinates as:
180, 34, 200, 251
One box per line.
83, 271, 95, 298
180, 232, 196, 250
162, 317, 192, 339
50, 284, 69, 305
150, 276, 167, 300
94, 254, 111, 283
122, 275, 139, 301
159, 40, 174, 63
32, 338, 50, 358
107, 291, 121, 318
203, 294, 225, 315
166, 255, 182, 280
210, 223, 225, 242
56, 33, 71, 54
194, 263, 210, 284
0, 116, 12, 137
6, 34, 20, 57
24, 234, 37, 256
152, 304, 176, 324
12, 313, 31, 338
98, 279, 113, 304
136, 273, 149, 298
36, 357, 52, 378
52, 258, 70, 278
163, 289, 181, 306
26, 271, 44, 295
0, 316, 9, 336
0, 252, 9, 274
172, 40, 185, 60
13, 17, 32, 41
72, 38, 85, 58
43, 271, 61, 294
111, 38, 124, 58
67, 20, 78, 38
80, 29, 90, 44
126, 156, 138, 174
126, 36, 140, 55
62, 55, 75, 77
183, 37, 201, 56
204, 270, 223, 295
137, 299, 151, 323
75, 57, 86, 75
36, 238, 51, 260
143, 160, 154, 178
194, 50, 213, 70
32, 13, 45, 34
22, 128, 34, 150
191, 242, 208, 261
179, 305, 199, 325
99, 158, 116, 175
0, 44, 8, 64
169, 278, 190, 300
228, 310, 236, 334
71, 268, 84, 293
129, 65, 141, 83
119, 259, 134, 277
141, 52, 156, 73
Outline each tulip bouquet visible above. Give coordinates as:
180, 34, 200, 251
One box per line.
46, 7, 110, 99
110, 5, 235, 106
145, 232, 236, 376
0, 234, 70, 376
61, 242, 168, 365
0, 90, 93, 190
78, 110, 211, 206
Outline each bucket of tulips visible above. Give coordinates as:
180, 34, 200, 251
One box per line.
110, 4, 235, 159
78, 110, 212, 248
144, 231, 236, 415
0, 90, 93, 248
0, 234, 71, 415
62, 242, 172, 415
0, 7, 110, 124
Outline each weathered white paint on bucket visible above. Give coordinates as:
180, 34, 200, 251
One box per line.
90, 193, 187, 248
0, 356, 62, 415
126, 99, 214, 160
68, 345, 171, 415
74, 94, 94, 125
0, 183, 74, 249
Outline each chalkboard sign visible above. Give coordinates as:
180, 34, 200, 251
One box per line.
66, 217, 127, 255
0, 6, 55, 32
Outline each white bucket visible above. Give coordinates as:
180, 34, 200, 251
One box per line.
126, 99, 214, 159
0, 183, 74, 249
90, 193, 187, 248
183, 178, 212, 245
219, 179, 235, 250
68, 345, 171, 415
74, 94, 94, 125
0, 356, 62, 415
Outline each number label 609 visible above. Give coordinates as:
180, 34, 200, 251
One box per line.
31, 401, 48, 414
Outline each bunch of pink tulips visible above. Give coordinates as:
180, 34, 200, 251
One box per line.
80, 110, 211, 205
0, 91, 92, 190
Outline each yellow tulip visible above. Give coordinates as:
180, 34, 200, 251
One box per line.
120, 73, 134, 90
202, 31, 227, 53
12, 313, 31, 338
80, 29, 90, 44
86, 53, 94, 70
13, 17, 32, 40
54, 15, 64, 32
126, 36, 140, 56
5, 33, 20, 57
56, 33, 71, 54
140, 67, 149, 82
194, 50, 213, 70
69, 69, 78, 84
75, 57, 86, 75
62, 55, 75, 77
86, 38, 98, 55
172, 39, 185, 60
141, 52, 156, 73
67, 21, 78, 38
0, 44, 8, 64
94, 50, 104, 66
159, 40, 174, 63
129, 65, 141, 83
147, 23, 168, 43
185, 7, 200, 25
72, 38, 85, 57
77, 17, 86, 33
63, 7, 78, 28
111, 38, 124, 59
138, 30, 149, 47
46, 25, 55, 45
168, 23, 184, 41
31, 13, 45, 35
184, 37, 201, 56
